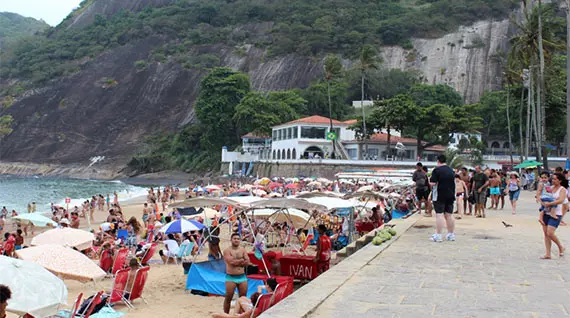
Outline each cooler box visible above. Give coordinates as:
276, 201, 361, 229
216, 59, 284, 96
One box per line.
280, 254, 318, 280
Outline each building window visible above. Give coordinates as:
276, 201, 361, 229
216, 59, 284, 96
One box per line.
281, 149, 286, 159
292, 148, 297, 159
286, 128, 291, 140
347, 149, 357, 160
272, 150, 276, 159
301, 127, 326, 139
292, 127, 298, 139
287, 149, 291, 159
503, 142, 510, 149
491, 141, 500, 148
272, 130, 276, 140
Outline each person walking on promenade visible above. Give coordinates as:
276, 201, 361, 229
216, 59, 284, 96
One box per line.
539, 172, 566, 259
429, 154, 456, 242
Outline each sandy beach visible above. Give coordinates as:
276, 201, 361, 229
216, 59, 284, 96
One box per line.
5, 195, 227, 318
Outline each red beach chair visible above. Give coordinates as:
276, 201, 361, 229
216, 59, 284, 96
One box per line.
108, 269, 131, 308
269, 284, 288, 306
252, 293, 273, 317
99, 249, 113, 273
55, 292, 83, 318
140, 243, 157, 266
80, 291, 103, 318
111, 248, 129, 275
125, 266, 150, 308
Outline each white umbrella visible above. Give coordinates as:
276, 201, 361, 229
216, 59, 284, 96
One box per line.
252, 189, 267, 196
307, 181, 322, 187
317, 178, 332, 184
31, 228, 95, 251
16, 245, 106, 283
268, 192, 283, 198
12, 213, 57, 227
0, 256, 68, 317
356, 185, 374, 192
251, 208, 311, 228
205, 185, 221, 191
305, 197, 355, 210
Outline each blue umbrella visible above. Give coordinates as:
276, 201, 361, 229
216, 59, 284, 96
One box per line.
159, 219, 205, 234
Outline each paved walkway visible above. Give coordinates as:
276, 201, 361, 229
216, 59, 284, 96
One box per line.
307, 191, 570, 318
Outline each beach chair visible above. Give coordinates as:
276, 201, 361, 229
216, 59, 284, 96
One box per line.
77, 291, 103, 318
140, 243, 157, 266
146, 230, 154, 243
108, 268, 131, 308
124, 266, 150, 308
99, 250, 113, 273
111, 248, 129, 275
291, 236, 311, 255
52, 292, 83, 318
171, 242, 193, 264
251, 293, 273, 318
269, 284, 287, 307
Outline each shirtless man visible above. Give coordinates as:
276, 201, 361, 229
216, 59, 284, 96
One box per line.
142, 203, 153, 228
489, 173, 501, 210
460, 168, 472, 215
223, 233, 249, 314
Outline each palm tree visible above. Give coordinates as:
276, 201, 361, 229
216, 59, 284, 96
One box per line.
356, 44, 380, 159
537, 0, 547, 168
324, 54, 342, 159
444, 149, 463, 170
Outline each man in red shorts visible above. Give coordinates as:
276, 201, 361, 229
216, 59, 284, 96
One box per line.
314, 224, 331, 274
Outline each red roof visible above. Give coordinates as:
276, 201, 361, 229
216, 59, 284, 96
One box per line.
343, 133, 446, 152
275, 115, 347, 127
343, 119, 358, 125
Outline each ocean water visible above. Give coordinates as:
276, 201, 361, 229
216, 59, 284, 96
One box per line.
0, 175, 149, 214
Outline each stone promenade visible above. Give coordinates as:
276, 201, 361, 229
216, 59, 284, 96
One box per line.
263, 191, 570, 318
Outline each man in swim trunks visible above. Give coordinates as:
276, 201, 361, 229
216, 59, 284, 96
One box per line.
142, 203, 153, 228
223, 233, 249, 314
472, 166, 489, 218
489, 173, 501, 210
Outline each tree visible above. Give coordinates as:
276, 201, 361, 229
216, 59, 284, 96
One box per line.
194, 67, 251, 150
444, 149, 463, 169
324, 54, 343, 158
369, 94, 418, 159
0, 115, 14, 138
233, 91, 302, 136
356, 44, 380, 158
302, 81, 350, 119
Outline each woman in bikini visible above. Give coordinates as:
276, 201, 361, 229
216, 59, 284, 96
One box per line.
539, 172, 567, 259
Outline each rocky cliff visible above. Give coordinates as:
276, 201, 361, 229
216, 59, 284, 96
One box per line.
0, 0, 518, 170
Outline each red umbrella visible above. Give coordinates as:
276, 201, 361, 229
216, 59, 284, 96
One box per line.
268, 182, 283, 190
285, 183, 298, 189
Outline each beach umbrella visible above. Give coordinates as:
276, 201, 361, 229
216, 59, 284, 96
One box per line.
307, 181, 322, 187
0, 256, 68, 317
184, 207, 220, 219
317, 178, 332, 184
285, 183, 298, 189
205, 185, 221, 191
193, 186, 205, 192
514, 160, 543, 169
268, 182, 282, 190
159, 218, 205, 234
31, 227, 95, 251
12, 213, 57, 227
356, 185, 374, 192
16, 245, 106, 283
268, 192, 283, 198
252, 189, 268, 196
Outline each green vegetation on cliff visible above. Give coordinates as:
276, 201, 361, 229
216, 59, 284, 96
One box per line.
0, 12, 49, 47
1, 0, 517, 85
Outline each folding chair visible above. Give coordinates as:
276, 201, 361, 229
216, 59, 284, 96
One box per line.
99, 249, 113, 273
117, 230, 128, 243
77, 291, 103, 318
269, 284, 287, 307
124, 266, 150, 308
111, 248, 129, 275
140, 243, 157, 266
251, 293, 273, 318
53, 292, 83, 318
107, 269, 131, 308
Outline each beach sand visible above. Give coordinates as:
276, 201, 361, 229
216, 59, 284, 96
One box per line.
6, 195, 318, 318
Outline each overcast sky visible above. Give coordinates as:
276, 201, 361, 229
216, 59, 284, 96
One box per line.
0, 0, 82, 26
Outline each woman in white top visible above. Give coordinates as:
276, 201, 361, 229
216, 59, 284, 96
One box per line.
539, 172, 567, 259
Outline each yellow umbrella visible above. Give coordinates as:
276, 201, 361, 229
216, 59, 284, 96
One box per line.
16, 245, 106, 283
31, 227, 95, 251
258, 177, 271, 185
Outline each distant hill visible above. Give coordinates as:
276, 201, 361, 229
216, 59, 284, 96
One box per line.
0, 12, 49, 47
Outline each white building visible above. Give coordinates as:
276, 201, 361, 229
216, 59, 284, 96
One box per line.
448, 132, 482, 149
270, 115, 355, 159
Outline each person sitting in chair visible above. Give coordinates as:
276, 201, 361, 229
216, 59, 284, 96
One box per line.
257, 277, 278, 294
211, 292, 261, 318
123, 258, 140, 300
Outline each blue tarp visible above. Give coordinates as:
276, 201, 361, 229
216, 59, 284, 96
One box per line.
186, 259, 264, 297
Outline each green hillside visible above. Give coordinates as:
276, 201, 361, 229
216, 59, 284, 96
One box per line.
0, 12, 49, 47
1, 0, 517, 85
